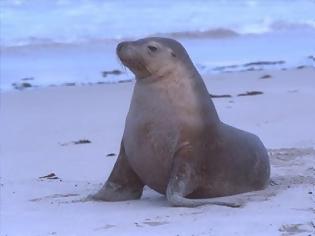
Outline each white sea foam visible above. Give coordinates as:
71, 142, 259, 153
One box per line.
1, 0, 315, 47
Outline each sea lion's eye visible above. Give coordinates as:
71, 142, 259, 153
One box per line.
148, 45, 158, 52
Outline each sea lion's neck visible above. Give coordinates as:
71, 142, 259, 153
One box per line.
132, 65, 220, 123
137, 61, 198, 84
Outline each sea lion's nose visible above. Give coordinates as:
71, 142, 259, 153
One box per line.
116, 42, 129, 53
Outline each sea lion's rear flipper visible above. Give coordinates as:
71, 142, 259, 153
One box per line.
166, 145, 243, 208
90, 141, 144, 201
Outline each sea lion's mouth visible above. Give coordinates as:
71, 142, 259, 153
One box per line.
123, 59, 151, 79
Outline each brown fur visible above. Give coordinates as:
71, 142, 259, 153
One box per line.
91, 37, 270, 207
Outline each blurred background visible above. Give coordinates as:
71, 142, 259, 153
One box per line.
1, 0, 315, 90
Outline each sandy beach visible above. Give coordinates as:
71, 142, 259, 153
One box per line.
1, 67, 314, 236
1, 1, 315, 235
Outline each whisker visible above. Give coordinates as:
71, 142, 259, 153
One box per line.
115, 56, 128, 73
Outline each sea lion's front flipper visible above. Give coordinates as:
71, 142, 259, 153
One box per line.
90, 141, 144, 201
166, 144, 243, 208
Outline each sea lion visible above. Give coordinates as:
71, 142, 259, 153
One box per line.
92, 37, 270, 207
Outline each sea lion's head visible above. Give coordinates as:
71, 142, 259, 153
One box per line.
116, 37, 194, 80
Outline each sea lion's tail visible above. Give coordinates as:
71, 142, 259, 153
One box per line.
166, 188, 271, 208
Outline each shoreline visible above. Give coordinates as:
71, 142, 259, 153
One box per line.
2, 30, 315, 91
2, 65, 314, 93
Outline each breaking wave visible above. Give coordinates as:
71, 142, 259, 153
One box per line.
1, 0, 315, 47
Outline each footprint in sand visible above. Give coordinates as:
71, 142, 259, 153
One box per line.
134, 219, 169, 228
142, 220, 169, 227
279, 222, 315, 236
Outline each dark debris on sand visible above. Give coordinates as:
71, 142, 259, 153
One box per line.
106, 153, 116, 157
60, 139, 92, 146
244, 60, 285, 67
237, 91, 264, 96
12, 82, 32, 90
296, 65, 307, 70
102, 69, 123, 77
212, 65, 238, 71
63, 82, 76, 87
39, 173, 60, 180
73, 139, 91, 145
260, 74, 272, 79
209, 93, 232, 98
308, 55, 315, 61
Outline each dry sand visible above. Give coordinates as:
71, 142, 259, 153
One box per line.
1, 68, 314, 236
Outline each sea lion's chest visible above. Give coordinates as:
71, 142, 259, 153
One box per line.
123, 104, 179, 192
122, 81, 206, 192
124, 111, 178, 155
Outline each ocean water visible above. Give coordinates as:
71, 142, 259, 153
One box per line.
1, 0, 315, 46
1, 0, 315, 90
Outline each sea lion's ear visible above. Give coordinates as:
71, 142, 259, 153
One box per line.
166, 47, 176, 57
171, 52, 176, 57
